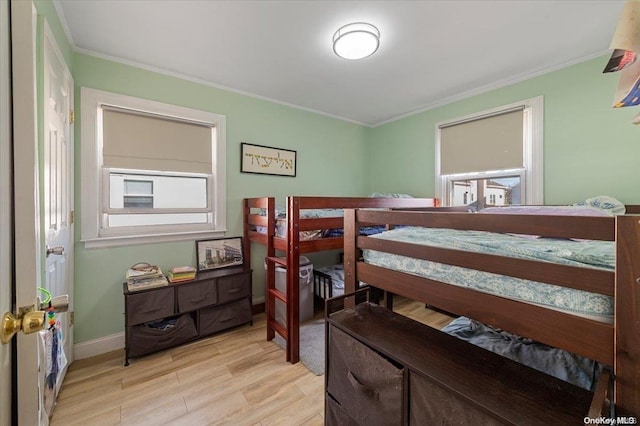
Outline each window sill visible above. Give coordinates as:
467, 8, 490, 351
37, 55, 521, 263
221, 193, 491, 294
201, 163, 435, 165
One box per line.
81, 229, 227, 249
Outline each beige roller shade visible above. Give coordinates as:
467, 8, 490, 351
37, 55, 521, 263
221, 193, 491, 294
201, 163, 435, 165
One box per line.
102, 108, 213, 174
440, 109, 523, 175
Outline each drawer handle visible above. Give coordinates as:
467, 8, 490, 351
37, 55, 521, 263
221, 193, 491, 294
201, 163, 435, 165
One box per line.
189, 296, 207, 303
347, 370, 378, 400
226, 288, 241, 294
142, 307, 162, 314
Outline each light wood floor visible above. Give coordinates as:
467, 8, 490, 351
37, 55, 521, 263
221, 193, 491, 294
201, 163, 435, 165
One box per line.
50, 298, 452, 426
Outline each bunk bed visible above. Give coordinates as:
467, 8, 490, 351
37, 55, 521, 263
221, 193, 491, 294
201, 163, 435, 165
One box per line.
242, 195, 439, 363
338, 203, 640, 420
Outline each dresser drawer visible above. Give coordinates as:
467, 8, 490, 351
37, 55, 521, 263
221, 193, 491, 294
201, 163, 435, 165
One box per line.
217, 272, 250, 304
327, 326, 404, 425
128, 314, 197, 358
177, 279, 217, 312
126, 287, 174, 325
326, 394, 359, 426
198, 298, 252, 336
409, 371, 507, 425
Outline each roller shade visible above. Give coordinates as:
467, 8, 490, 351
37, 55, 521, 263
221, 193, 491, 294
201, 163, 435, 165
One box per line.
102, 108, 213, 174
440, 109, 523, 175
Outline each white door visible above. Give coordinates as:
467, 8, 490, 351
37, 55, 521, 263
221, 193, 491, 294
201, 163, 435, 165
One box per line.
11, 0, 47, 424
42, 20, 74, 419
1, 1, 14, 425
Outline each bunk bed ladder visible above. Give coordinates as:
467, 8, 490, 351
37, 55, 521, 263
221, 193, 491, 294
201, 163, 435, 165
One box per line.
265, 255, 289, 357
264, 197, 301, 363
259, 196, 298, 364
243, 197, 289, 358
264, 253, 301, 363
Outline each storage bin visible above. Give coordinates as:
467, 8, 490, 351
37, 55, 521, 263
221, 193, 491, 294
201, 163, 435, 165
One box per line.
126, 286, 174, 326
199, 298, 252, 336
128, 314, 197, 357
327, 326, 404, 425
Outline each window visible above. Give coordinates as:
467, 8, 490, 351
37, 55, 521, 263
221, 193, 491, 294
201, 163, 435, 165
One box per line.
435, 97, 543, 208
81, 88, 227, 248
121, 178, 153, 209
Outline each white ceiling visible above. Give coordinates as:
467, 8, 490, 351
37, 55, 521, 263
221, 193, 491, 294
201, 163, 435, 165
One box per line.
56, 0, 625, 127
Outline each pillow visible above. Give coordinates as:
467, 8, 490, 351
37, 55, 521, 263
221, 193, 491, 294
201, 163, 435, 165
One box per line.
478, 205, 612, 217
478, 195, 626, 217
573, 195, 626, 216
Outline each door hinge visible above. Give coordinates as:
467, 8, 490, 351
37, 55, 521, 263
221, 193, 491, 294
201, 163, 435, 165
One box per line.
70, 311, 74, 326
70, 210, 74, 224
69, 110, 75, 124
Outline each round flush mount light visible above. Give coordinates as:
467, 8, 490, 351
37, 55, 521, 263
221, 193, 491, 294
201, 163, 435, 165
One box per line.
333, 22, 380, 60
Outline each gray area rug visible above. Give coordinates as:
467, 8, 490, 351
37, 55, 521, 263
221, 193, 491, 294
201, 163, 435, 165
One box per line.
273, 318, 325, 375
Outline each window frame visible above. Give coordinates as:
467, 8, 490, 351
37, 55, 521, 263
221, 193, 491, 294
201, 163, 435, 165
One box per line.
435, 96, 543, 207
80, 87, 227, 248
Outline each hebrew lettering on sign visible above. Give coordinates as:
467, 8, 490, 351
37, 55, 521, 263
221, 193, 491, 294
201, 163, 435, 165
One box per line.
241, 143, 296, 177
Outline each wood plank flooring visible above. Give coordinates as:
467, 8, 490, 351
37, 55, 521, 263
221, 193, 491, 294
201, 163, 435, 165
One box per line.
50, 297, 452, 426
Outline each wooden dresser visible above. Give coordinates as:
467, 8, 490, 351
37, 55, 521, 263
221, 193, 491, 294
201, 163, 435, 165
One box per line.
325, 301, 594, 425
123, 266, 252, 365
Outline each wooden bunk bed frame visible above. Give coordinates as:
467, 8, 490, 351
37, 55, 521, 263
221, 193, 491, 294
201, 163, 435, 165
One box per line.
242, 196, 439, 363
342, 206, 640, 418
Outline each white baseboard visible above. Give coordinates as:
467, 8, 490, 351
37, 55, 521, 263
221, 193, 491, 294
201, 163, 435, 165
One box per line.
74, 300, 265, 360
74, 332, 124, 360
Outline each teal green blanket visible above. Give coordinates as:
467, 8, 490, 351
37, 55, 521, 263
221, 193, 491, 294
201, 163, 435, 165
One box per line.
365, 227, 614, 321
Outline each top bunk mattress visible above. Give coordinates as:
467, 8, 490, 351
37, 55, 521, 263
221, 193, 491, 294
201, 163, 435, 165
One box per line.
364, 226, 615, 323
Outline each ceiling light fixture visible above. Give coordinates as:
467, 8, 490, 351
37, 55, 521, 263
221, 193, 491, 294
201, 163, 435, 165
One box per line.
333, 22, 380, 60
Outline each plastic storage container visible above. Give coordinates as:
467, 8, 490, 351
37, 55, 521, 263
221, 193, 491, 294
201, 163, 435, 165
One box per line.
266, 256, 314, 326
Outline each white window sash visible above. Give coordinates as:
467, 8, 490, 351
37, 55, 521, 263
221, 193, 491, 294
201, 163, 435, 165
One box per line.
101, 168, 213, 215
98, 218, 215, 237
441, 169, 526, 207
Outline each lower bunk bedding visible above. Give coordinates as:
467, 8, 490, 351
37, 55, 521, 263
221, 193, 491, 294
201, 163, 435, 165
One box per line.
441, 316, 602, 391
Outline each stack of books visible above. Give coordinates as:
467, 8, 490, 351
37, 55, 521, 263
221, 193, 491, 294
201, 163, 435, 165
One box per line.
167, 266, 197, 283
126, 264, 169, 292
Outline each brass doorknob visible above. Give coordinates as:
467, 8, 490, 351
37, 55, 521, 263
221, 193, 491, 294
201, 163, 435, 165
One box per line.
1, 310, 46, 344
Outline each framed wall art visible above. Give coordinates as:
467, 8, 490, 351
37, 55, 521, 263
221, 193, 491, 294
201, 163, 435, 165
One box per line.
196, 237, 244, 271
240, 142, 296, 177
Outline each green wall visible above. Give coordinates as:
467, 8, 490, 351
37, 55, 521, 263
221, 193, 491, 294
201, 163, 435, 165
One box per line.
72, 53, 370, 342
368, 56, 640, 205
